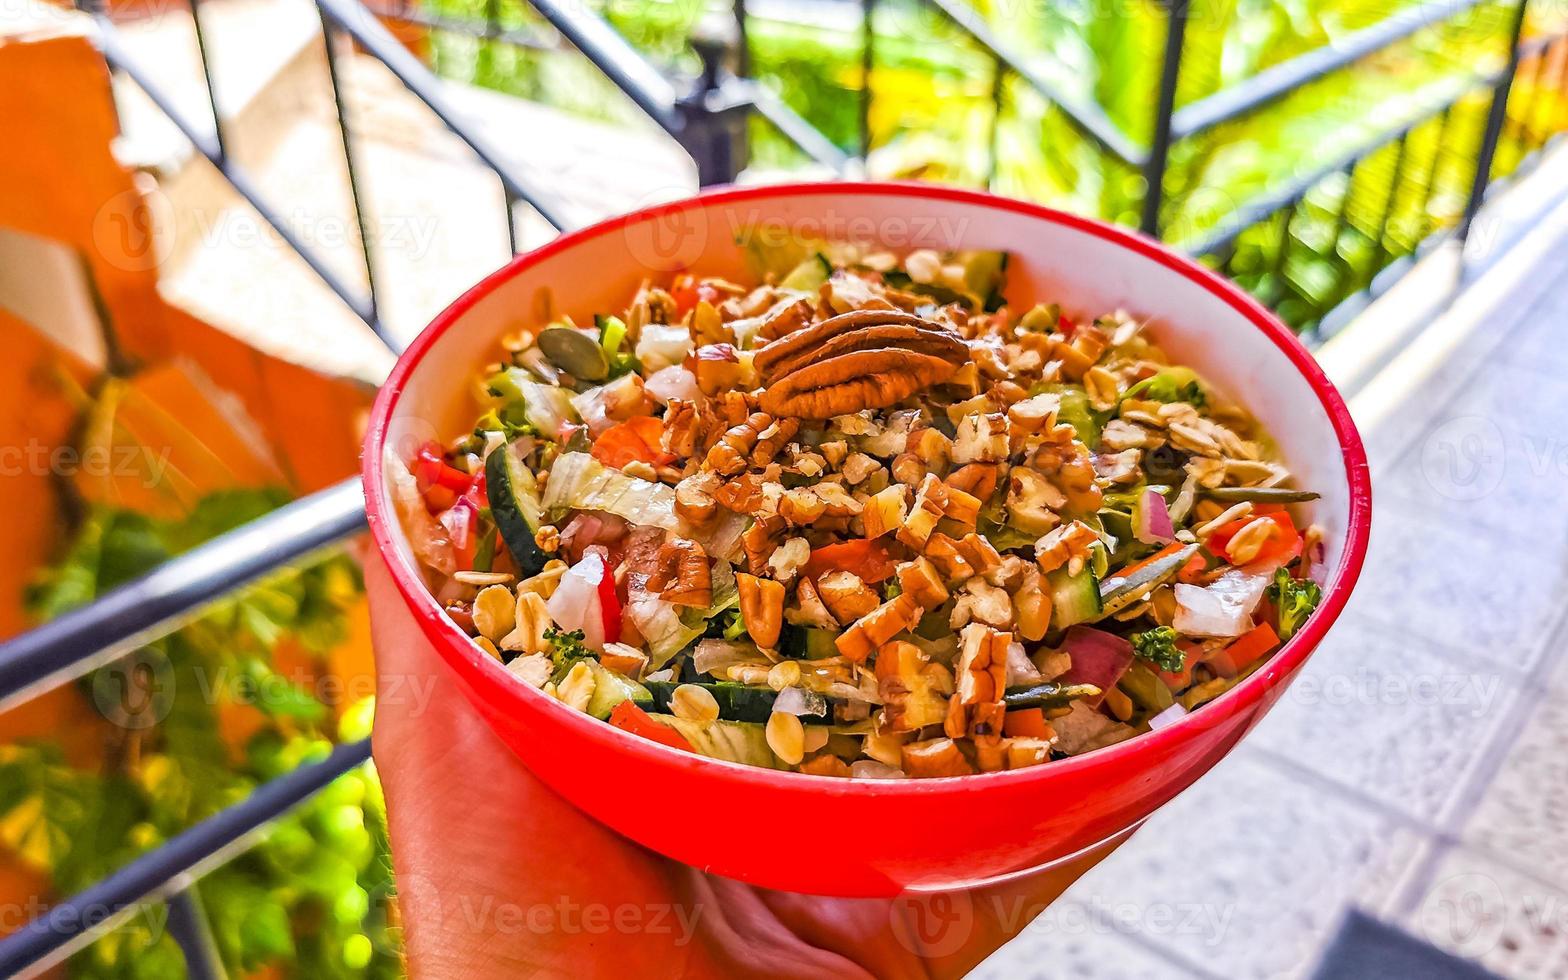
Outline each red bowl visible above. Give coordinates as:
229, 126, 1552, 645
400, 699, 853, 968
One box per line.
362, 182, 1371, 898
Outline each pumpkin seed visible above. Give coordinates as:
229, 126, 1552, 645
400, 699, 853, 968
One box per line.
537, 326, 608, 380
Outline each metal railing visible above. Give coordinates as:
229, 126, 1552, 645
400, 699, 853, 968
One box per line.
5, 0, 1568, 974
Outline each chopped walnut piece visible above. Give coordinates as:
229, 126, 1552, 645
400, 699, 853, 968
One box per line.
1007, 393, 1061, 433
787, 576, 840, 629
1012, 566, 1052, 641
798, 754, 852, 778
600, 643, 649, 680
836, 594, 920, 662
946, 462, 1001, 502
713, 473, 767, 514
949, 578, 1013, 630
751, 418, 800, 467
706, 412, 773, 475
1005, 737, 1056, 769
813, 482, 864, 517
896, 473, 948, 551
945, 624, 1010, 743
1005, 467, 1066, 535
923, 532, 976, 584
861, 484, 909, 539
646, 537, 712, 607
737, 573, 786, 648
766, 537, 811, 585
895, 557, 949, 609
841, 452, 882, 485
1093, 448, 1142, 485
901, 737, 976, 778
877, 640, 952, 732
940, 483, 982, 527
953, 412, 1011, 464
819, 440, 849, 467
909, 427, 954, 473
740, 517, 782, 575
954, 533, 1002, 576
817, 570, 880, 624
779, 486, 828, 526
1034, 520, 1100, 576
674, 472, 720, 525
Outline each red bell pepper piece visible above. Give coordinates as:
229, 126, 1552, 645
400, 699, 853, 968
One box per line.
609, 701, 693, 751
596, 556, 622, 645
1156, 639, 1206, 691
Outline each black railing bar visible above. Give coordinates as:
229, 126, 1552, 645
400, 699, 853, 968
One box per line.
498, 0, 681, 133
1187, 79, 1482, 256
93, 21, 383, 332
1172, 0, 1491, 138
186, 0, 226, 162
744, 83, 853, 172
1460, 0, 1530, 240
859, 0, 874, 162
0, 480, 366, 714
315, 0, 572, 233
1140, 0, 1189, 236
166, 889, 226, 980
732, 0, 752, 79
917, 0, 1145, 165
0, 740, 372, 979
359, 1, 556, 52
505, 190, 521, 255
320, 17, 383, 331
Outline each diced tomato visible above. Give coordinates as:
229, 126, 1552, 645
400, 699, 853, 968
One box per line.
802, 539, 902, 584
1207, 511, 1301, 570
1058, 313, 1078, 337
1003, 708, 1050, 738
1177, 552, 1208, 584
1204, 621, 1280, 678
669, 274, 721, 319
609, 701, 694, 751
1156, 639, 1206, 691
591, 416, 672, 470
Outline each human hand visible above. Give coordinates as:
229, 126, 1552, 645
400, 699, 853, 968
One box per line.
367, 557, 1126, 979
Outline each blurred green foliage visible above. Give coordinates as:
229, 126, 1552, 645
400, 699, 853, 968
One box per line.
421, 0, 1568, 332
5, 490, 398, 979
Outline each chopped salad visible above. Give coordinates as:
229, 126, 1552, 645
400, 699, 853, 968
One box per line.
392, 239, 1326, 778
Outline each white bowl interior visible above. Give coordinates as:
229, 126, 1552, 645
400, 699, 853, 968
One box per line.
381, 189, 1352, 592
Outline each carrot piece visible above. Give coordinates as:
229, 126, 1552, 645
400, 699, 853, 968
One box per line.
1116, 542, 1183, 580
802, 539, 902, 584
1204, 621, 1280, 678
1003, 708, 1049, 738
591, 416, 671, 470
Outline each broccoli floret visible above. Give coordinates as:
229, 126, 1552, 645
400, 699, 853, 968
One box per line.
1267, 568, 1322, 640
1131, 626, 1185, 673
544, 626, 594, 669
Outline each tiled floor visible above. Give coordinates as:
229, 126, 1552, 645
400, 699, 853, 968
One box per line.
977, 215, 1568, 978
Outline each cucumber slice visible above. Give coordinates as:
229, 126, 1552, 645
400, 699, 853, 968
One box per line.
1048, 564, 1102, 628
779, 253, 832, 291
584, 661, 652, 719
643, 681, 831, 724
646, 715, 788, 769
783, 628, 841, 660
484, 446, 550, 575
1094, 543, 1199, 621
1117, 663, 1174, 713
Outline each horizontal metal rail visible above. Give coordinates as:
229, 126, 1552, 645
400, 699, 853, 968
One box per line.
316, 0, 573, 232
0, 480, 367, 714
1171, 0, 1493, 138
0, 739, 372, 979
